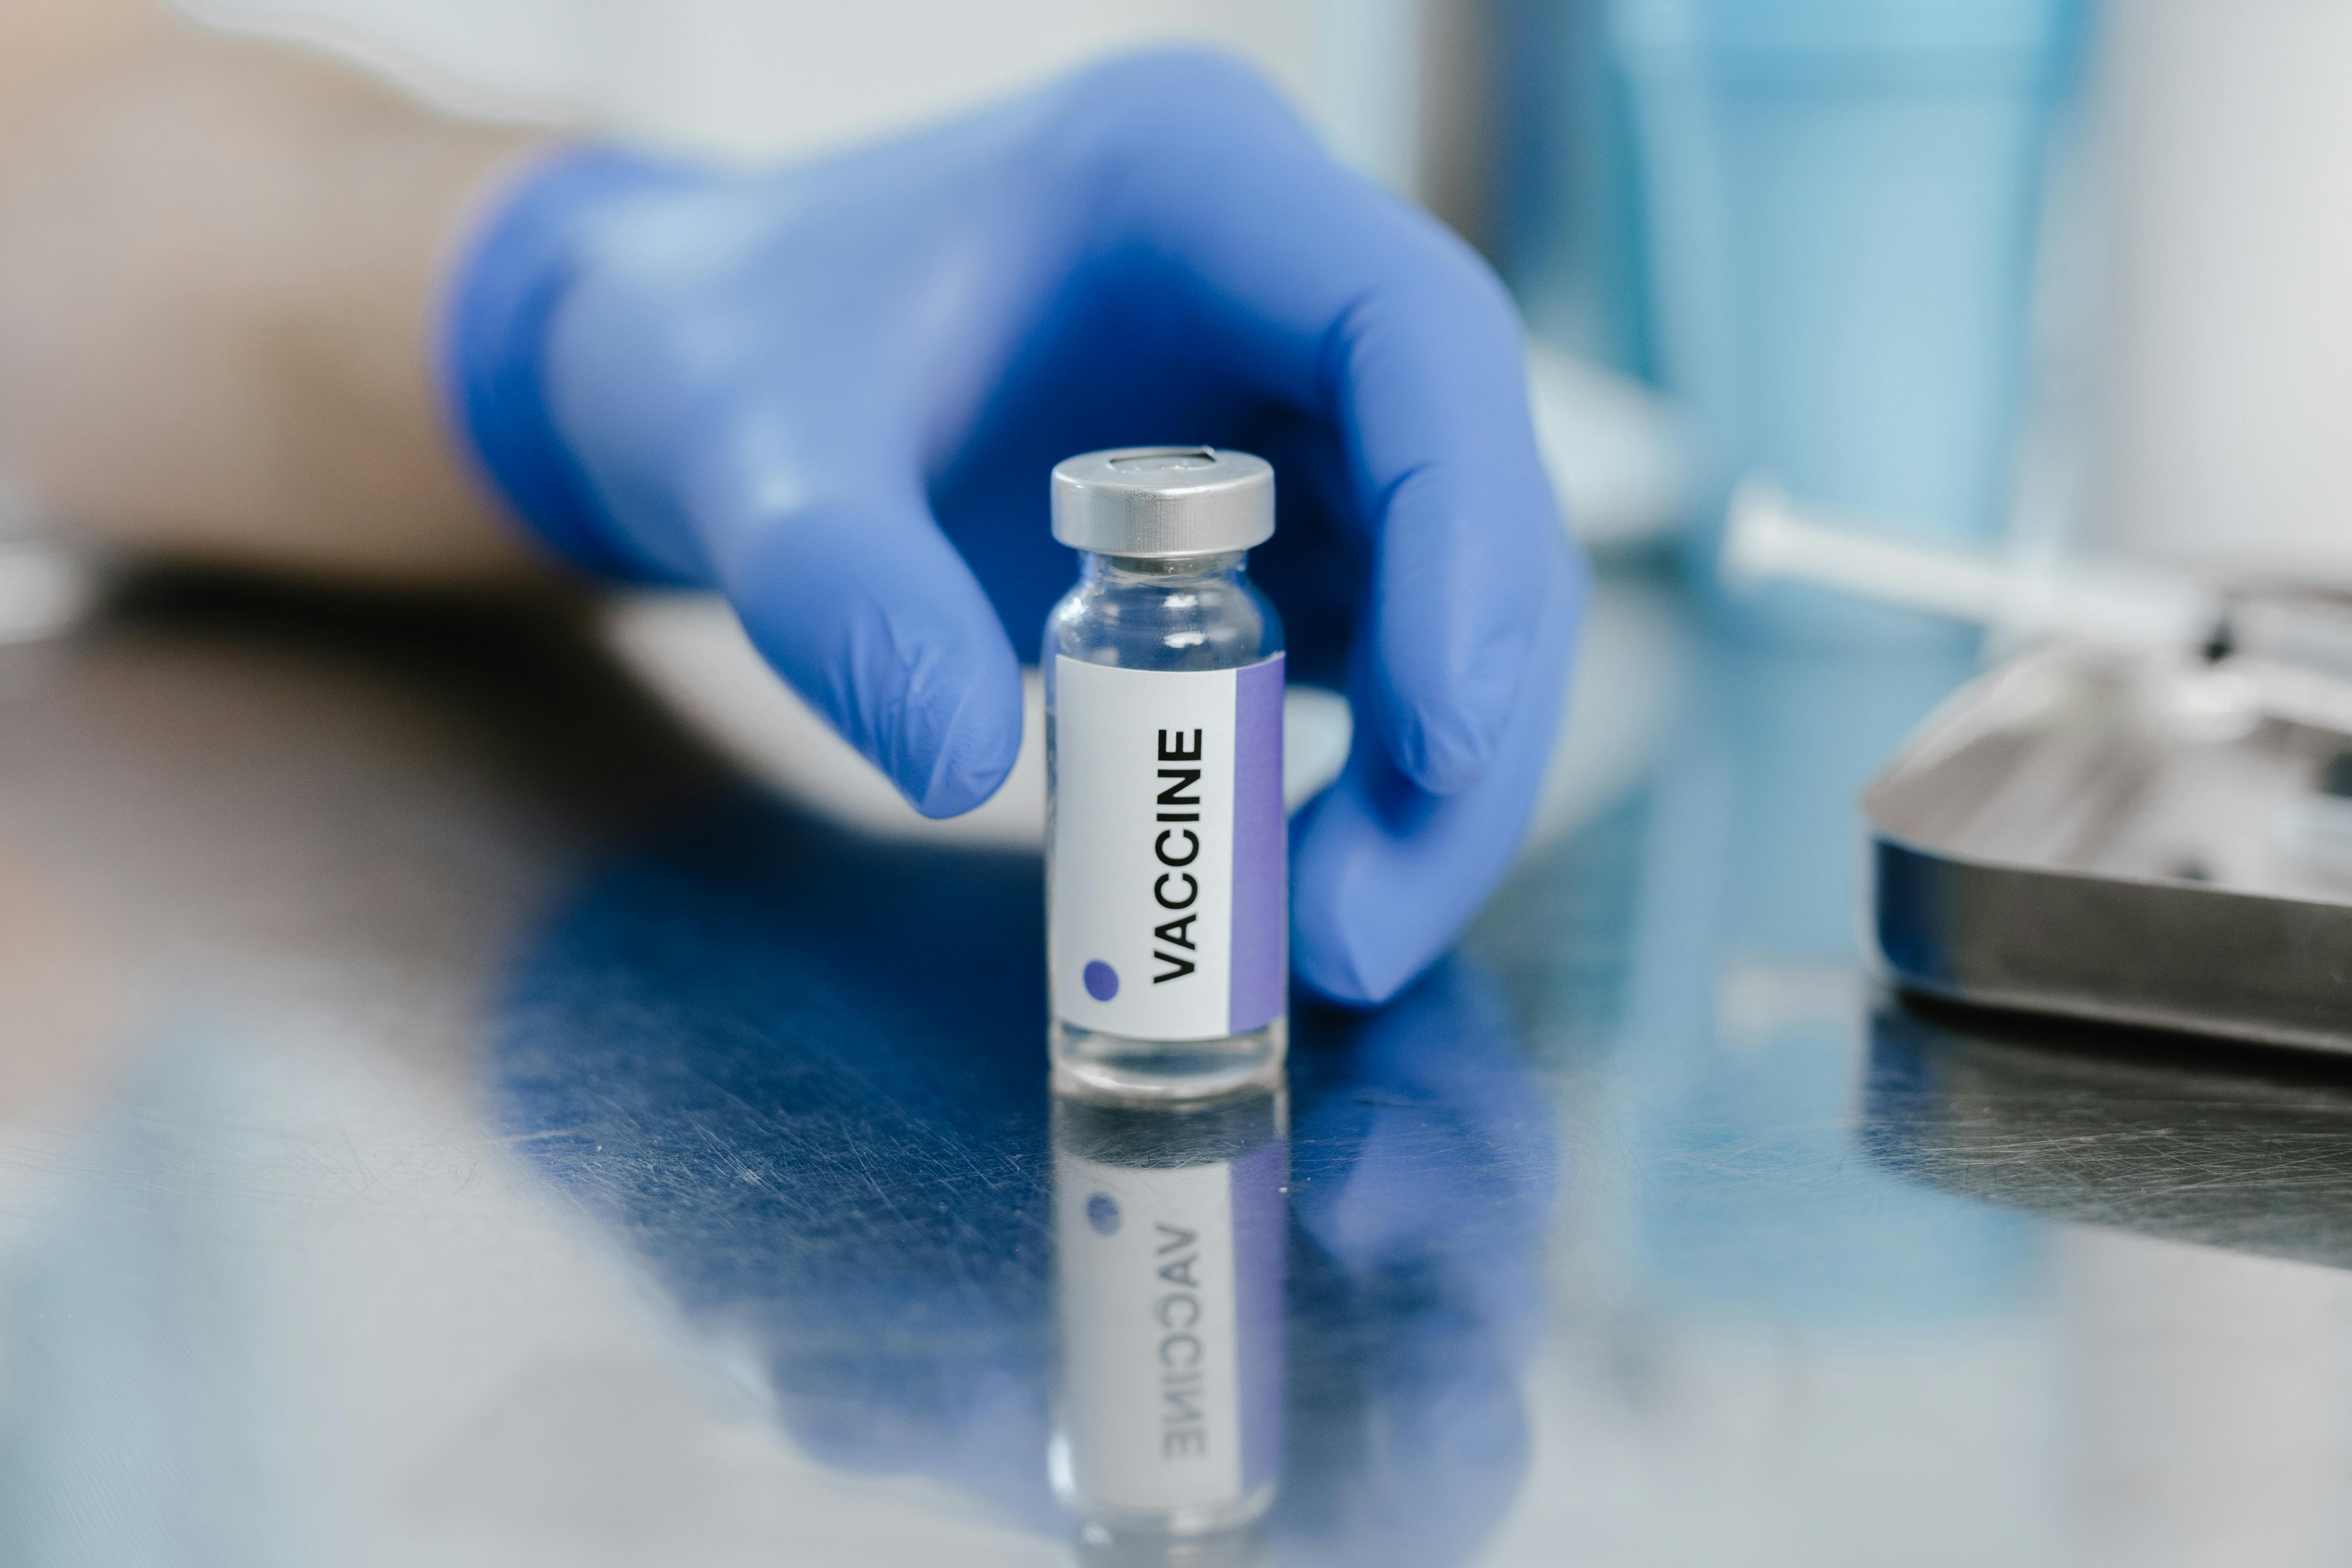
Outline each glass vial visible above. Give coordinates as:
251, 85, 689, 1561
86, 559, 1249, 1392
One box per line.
1045, 447, 1287, 1104
1051, 1084, 1287, 1563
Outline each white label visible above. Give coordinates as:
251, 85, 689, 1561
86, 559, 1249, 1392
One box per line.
1057, 1149, 1244, 1513
1050, 654, 1285, 1042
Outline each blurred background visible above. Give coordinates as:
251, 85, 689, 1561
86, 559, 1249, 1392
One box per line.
157, 0, 2352, 604
17, 4, 2352, 1566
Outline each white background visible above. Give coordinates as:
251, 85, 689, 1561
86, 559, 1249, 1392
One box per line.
173, 0, 1434, 198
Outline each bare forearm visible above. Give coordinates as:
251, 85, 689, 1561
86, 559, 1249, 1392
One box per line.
0, 9, 552, 578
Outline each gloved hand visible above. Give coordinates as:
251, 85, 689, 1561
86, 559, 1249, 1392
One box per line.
494, 796, 1558, 1550
443, 50, 1584, 1005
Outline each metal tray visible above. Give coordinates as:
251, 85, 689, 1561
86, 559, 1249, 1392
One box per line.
1865, 644, 2352, 1054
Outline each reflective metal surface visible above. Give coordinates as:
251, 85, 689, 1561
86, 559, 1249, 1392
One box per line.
1867, 644, 2352, 1052
7, 567, 2352, 1565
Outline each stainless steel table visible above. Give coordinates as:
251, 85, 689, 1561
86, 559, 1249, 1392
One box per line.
6, 567, 2350, 1566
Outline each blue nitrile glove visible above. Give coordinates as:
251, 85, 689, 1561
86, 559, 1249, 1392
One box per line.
443, 50, 1585, 1005
494, 794, 1558, 1551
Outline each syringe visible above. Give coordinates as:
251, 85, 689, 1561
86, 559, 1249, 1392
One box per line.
1720, 474, 2352, 735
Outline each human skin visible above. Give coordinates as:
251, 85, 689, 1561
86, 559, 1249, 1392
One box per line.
0, 9, 1580, 1009
0, 0, 545, 578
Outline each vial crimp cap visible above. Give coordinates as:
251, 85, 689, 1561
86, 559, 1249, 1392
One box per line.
1050, 446, 1275, 559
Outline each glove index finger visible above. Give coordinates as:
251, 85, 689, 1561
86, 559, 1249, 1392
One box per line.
713, 473, 1025, 821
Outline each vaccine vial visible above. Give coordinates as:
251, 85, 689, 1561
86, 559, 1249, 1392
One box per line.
1045, 448, 1287, 1103
1051, 1085, 1287, 1563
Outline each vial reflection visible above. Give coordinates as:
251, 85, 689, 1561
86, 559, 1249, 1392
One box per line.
1052, 1085, 1286, 1565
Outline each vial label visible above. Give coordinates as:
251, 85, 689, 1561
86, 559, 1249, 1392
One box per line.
1051, 653, 1285, 1042
1055, 1139, 1285, 1515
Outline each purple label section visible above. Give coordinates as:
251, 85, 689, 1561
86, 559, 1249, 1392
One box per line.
1226, 654, 1286, 1035
1229, 1137, 1287, 1494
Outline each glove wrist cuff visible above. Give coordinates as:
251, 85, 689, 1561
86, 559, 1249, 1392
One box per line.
439, 144, 687, 582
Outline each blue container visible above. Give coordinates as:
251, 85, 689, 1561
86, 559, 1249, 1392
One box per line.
1612, 0, 2088, 644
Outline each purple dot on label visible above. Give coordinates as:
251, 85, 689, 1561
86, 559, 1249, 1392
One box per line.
1083, 961, 1119, 1001
1087, 1193, 1121, 1235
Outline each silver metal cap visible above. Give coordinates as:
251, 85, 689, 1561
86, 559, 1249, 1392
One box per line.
1050, 447, 1275, 559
